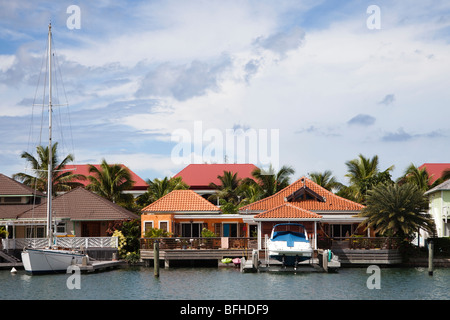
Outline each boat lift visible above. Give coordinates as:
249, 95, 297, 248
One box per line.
240, 235, 340, 273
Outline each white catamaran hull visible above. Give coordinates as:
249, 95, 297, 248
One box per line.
21, 248, 87, 274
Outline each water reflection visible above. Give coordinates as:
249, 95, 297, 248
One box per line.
0, 267, 449, 300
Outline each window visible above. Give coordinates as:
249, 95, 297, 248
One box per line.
56, 222, 66, 234
249, 225, 258, 238
3, 197, 22, 204
159, 221, 168, 232
144, 221, 153, 234
26, 226, 45, 238
181, 223, 202, 237
331, 224, 352, 238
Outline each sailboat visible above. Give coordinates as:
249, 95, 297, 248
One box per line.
21, 24, 88, 274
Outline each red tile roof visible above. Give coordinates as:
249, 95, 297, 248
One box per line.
64, 164, 148, 190
254, 203, 322, 220
174, 164, 258, 189
17, 187, 139, 221
240, 176, 364, 213
142, 190, 220, 213
418, 163, 450, 184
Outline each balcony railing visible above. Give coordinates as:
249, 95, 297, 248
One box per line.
1, 237, 119, 250
140, 237, 258, 250
318, 236, 402, 250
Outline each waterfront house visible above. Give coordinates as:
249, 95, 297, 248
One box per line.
0, 173, 139, 252
0, 173, 46, 240
173, 163, 258, 198
239, 176, 368, 250
141, 189, 249, 237
16, 187, 139, 238
424, 179, 450, 237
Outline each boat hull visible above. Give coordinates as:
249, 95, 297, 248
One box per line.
21, 248, 87, 274
268, 241, 313, 265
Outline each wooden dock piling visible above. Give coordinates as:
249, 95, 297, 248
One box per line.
428, 240, 434, 276
154, 240, 160, 277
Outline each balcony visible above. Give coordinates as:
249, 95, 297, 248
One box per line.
2, 236, 119, 250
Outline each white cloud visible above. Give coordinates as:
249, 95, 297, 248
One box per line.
2, 0, 450, 183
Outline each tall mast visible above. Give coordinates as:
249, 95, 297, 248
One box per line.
46, 23, 53, 247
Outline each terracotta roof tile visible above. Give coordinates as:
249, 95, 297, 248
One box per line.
254, 203, 322, 220
142, 190, 220, 213
240, 176, 364, 212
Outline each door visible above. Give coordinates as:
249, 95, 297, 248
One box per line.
223, 223, 237, 237
81, 222, 101, 237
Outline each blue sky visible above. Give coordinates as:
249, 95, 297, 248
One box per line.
1, 0, 450, 185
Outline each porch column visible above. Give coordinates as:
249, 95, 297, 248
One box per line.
257, 222, 262, 250
314, 221, 317, 249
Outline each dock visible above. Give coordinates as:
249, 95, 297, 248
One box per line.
240, 249, 341, 273
75, 260, 127, 273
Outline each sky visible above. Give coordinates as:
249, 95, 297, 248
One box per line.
1, 0, 450, 186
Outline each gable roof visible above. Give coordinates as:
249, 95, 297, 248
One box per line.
142, 190, 220, 213
419, 163, 450, 184
174, 163, 258, 189
240, 176, 365, 212
254, 203, 322, 220
17, 187, 139, 221
64, 164, 148, 190
0, 174, 45, 197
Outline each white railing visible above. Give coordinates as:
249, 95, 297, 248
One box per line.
1, 237, 118, 250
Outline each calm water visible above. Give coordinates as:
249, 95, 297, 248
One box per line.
0, 266, 449, 300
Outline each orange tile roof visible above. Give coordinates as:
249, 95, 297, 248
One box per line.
142, 190, 220, 213
240, 176, 364, 212
254, 203, 322, 220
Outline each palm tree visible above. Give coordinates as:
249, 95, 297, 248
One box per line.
308, 170, 343, 192
239, 181, 264, 205
345, 154, 394, 203
13, 142, 85, 195
86, 159, 135, 205
441, 169, 450, 182
208, 171, 242, 205
397, 164, 431, 191
136, 176, 189, 207
359, 182, 435, 238
251, 165, 295, 198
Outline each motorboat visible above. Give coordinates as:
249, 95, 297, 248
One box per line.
267, 223, 313, 267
